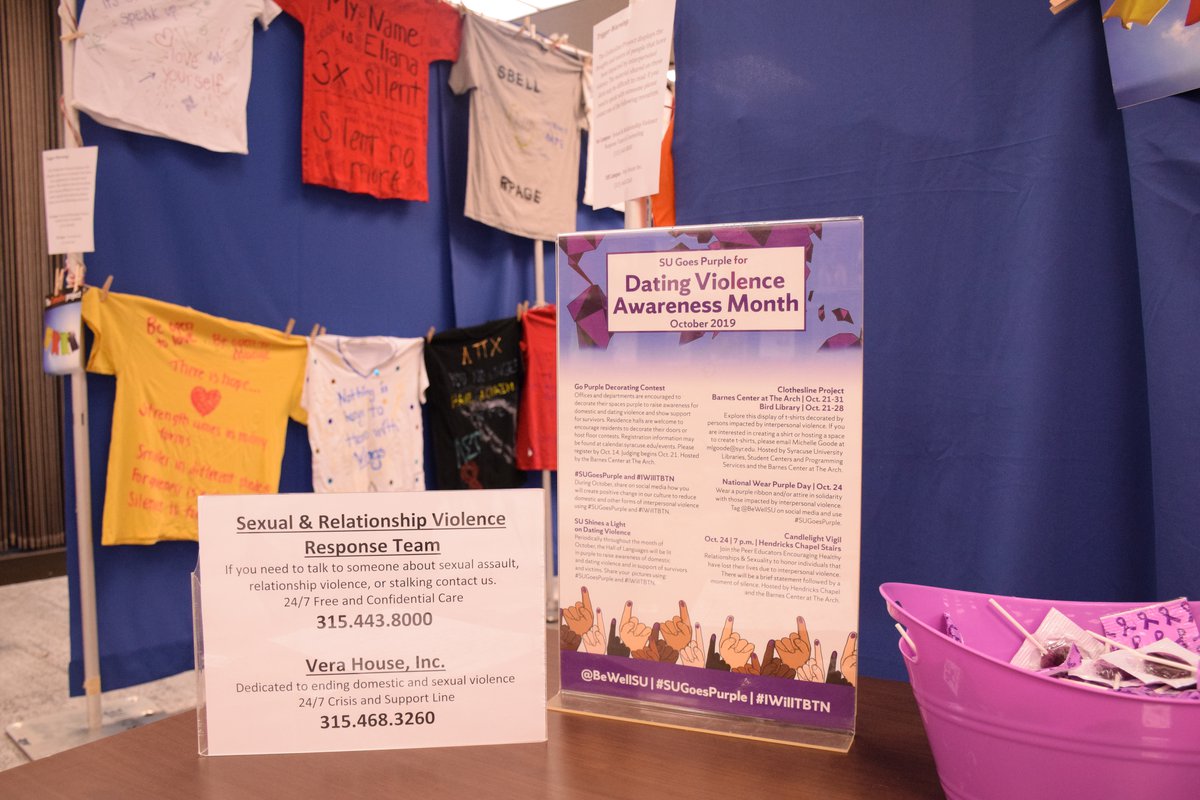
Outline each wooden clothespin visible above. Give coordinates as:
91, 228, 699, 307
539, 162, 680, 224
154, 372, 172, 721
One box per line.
99, 274, 113, 301
58, 1, 84, 42
283, 318, 296, 335
64, 259, 85, 292
515, 16, 534, 38
309, 323, 321, 341
425, 325, 436, 343
549, 33, 568, 51
319, 325, 327, 336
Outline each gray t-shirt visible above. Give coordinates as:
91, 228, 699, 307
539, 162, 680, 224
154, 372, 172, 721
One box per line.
449, 14, 586, 241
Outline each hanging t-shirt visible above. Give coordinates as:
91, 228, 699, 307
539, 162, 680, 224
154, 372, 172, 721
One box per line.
73, 0, 281, 154
302, 335, 428, 492
276, 0, 461, 200
424, 317, 523, 489
449, 14, 586, 240
516, 305, 556, 471
82, 290, 307, 544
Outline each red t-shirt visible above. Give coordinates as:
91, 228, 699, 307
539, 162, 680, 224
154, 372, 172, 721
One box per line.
517, 305, 556, 471
651, 101, 676, 227
277, 0, 461, 200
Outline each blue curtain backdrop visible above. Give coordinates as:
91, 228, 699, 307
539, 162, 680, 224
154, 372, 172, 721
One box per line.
1121, 93, 1200, 607
67, 2, 1197, 691
675, 0, 1195, 680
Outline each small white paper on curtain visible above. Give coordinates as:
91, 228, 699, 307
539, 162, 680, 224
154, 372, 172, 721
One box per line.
581, 62, 625, 214
590, 0, 676, 209
42, 147, 98, 255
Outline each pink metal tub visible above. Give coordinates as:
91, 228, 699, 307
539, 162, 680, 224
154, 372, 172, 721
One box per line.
879, 582, 1200, 800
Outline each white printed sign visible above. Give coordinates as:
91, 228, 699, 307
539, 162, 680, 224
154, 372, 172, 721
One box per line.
198, 489, 546, 756
42, 148, 98, 255
590, 0, 676, 208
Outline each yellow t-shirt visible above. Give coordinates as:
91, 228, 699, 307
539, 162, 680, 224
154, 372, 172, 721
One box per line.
83, 290, 308, 544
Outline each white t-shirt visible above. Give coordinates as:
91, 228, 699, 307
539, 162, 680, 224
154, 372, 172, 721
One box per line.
302, 336, 428, 493
449, 14, 586, 241
73, 0, 280, 154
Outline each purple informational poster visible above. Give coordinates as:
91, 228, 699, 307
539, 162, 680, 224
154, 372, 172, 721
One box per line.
1100, 0, 1200, 108
552, 219, 863, 749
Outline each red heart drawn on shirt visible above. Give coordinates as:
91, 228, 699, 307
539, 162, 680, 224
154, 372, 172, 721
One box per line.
191, 386, 221, 416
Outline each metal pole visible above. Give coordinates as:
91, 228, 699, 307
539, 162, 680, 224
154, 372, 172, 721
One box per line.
624, 198, 647, 229
58, 0, 103, 730
70, 371, 102, 729
534, 240, 556, 620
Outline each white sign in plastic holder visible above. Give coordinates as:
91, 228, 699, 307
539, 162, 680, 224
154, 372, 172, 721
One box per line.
195, 489, 546, 756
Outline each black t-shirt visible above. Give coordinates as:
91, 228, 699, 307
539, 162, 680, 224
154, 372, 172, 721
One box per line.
424, 317, 524, 489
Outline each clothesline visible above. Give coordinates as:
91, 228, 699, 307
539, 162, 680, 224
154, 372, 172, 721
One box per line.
91, 275, 534, 343
76, 284, 560, 545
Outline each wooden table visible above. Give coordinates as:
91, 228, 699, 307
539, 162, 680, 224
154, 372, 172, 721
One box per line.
0, 671, 943, 799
